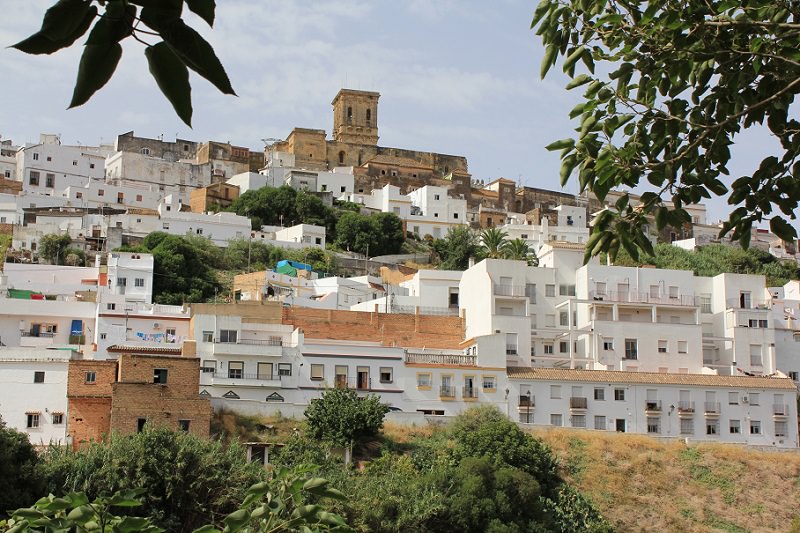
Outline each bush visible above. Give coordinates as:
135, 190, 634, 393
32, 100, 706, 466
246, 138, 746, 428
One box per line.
304, 388, 389, 447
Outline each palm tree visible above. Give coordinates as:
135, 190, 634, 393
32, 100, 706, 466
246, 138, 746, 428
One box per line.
480, 228, 509, 259
502, 238, 531, 260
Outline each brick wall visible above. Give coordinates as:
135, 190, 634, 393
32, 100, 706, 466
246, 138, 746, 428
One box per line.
111, 384, 211, 438
117, 354, 200, 397
282, 308, 465, 349
68, 360, 117, 398
68, 397, 111, 449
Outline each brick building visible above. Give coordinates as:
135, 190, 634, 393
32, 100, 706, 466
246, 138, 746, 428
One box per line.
189, 182, 240, 213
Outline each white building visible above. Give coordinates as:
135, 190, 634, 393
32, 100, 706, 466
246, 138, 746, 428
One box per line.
0, 347, 74, 446
317, 167, 354, 197
105, 150, 210, 190
502, 205, 590, 253
274, 224, 326, 249
227, 172, 269, 194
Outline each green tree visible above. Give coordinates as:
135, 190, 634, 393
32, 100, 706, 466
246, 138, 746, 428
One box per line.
480, 228, 509, 259
502, 238, 539, 266
334, 212, 375, 255
432, 226, 480, 270
16, 0, 234, 126
304, 388, 389, 448
368, 213, 405, 256
534, 0, 800, 260
37, 233, 72, 265
0, 421, 46, 518
40, 425, 264, 531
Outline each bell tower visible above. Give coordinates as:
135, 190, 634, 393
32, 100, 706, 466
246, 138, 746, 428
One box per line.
332, 89, 380, 145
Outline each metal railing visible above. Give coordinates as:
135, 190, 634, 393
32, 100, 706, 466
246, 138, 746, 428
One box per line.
439, 385, 456, 398
704, 402, 721, 414
215, 337, 282, 346
773, 404, 789, 416
213, 372, 281, 381
678, 401, 695, 413
588, 290, 696, 306
645, 400, 662, 412
493, 284, 527, 297
726, 298, 772, 310
21, 331, 55, 338
570, 396, 588, 409
463, 387, 479, 399
519, 395, 535, 407
405, 352, 476, 366
334, 377, 372, 390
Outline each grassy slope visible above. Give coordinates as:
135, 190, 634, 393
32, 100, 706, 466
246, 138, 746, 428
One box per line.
535, 428, 800, 532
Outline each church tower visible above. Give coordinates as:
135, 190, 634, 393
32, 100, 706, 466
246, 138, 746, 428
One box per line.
332, 89, 380, 145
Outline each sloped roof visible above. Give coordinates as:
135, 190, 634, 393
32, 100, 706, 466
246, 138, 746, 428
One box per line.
507, 367, 797, 390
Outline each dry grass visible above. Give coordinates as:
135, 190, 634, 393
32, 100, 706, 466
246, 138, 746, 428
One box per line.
533, 428, 800, 532
211, 409, 301, 443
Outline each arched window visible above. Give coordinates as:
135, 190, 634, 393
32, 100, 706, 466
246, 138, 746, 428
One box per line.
347, 106, 353, 123
339, 151, 345, 164
366, 109, 371, 124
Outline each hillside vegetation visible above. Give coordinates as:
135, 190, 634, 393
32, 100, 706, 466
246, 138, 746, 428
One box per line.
536, 428, 800, 532
610, 243, 800, 287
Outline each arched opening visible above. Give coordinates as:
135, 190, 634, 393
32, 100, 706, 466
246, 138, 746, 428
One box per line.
339, 151, 345, 165
366, 109, 371, 124
347, 106, 353, 123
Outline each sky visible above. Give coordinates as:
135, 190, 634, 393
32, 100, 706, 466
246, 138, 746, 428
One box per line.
0, 0, 783, 225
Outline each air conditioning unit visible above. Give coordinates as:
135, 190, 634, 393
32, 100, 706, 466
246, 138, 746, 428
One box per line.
742, 396, 749, 404
153, 322, 161, 329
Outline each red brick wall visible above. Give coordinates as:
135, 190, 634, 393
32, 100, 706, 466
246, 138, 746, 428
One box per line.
111, 384, 211, 438
68, 397, 111, 450
283, 308, 465, 349
68, 360, 117, 398
117, 354, 199, 397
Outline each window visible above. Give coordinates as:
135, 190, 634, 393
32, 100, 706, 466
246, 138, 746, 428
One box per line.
550, 414, 563, 426
680, 418, 694, 435
614, 388, 625, 401
72, 160, 78, 166
29, 171, 40, 185
140, 148, 151, 155
647, 417, 661, 434
678, 341, 688, 354
45, 173, 55, 187
84, 371, 96, 384
790, 371, 799, 381
99, 333, 107, 340
310, 364, 324, 380
750, 420, 761, 434
33, 152, 39, 160
219, 329, 237, 343
594, 388, 605, 401
162, 223, 170, 230
27, 413, 40, 428
649, 284, 660, 298
559, 284, 576, 296
106, 303, 116, 311
559, 311, 569, 326
550, 385, 561, 399
117, 277, 127, 287
728, 392, 739, 405
603, 338, 614, 351
749, 393, 760, 406
482, 375, 496, 390
700, 294, 712, 313
228, 361, 244, 379
166, 328, 176, 338
52, 413, 64, 425
202, 331, 213, 343
706, 420, 719, 435
153, 368, 168, 384
545, 284, 555, 297
775, 421, 788, 437
90, 163, 95, 169
178, 420, 190, 431
201, 360, 216, 373
559, 341, 569, 353
137, 418, 147, 432
134, 278, 145, 287
750, 344, 763, 366
98, 189, 104, 196
572, 415, 586, 428
380, 367, 393, 383
417, 373, 432, 389
545, 314, 556, 327
34, 371, 45, 383
136, 194, 143, 202
624, 338, 638, 359
592, 416, 606, 430
544, 343, 554, 355
658, 340, 668, 353
525, 284, 536, 303
278, 363, 292, 376
729, 420, 741, 434
196, 228, 203, 235
257, 362, 273, 380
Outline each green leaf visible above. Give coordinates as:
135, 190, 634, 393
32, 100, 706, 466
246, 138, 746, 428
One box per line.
69, 43, 123, 108
145, 42, 193, 127
192, 525, 220, 533
560, 155, 578, 186
562, 46, 585, 73
162, 20, 236, 95
770, 217, 797, 242
12, 5, 97, 55
565, 74, 592, 90
187, 0, 216, 27
86, 2, 137, 45
545, 139, 575, 151
319, 487, 347, 501
222, 509, 250, 529
40, 0, 93, 41
67, 505, 94, 525
540, 44, 558, 79
302, 477, 329, 492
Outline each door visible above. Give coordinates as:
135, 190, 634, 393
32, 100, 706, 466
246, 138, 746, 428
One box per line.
357, 366, 370, 390
615, 419, 626, 432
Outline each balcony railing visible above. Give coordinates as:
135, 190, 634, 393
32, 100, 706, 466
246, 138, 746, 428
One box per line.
463, 387, 479, 399
405, 352, 476, 366
213, 372, 282, 381
704, 402, 721, 414
678, 401, 695, 413
569, 396, 588, 409
334, 377, 372, 390
440, 385, 456, 398
216, 337, 283, 346
588, 290, 696, 306
725, 298, 772, 310
773, 404, 789, 416
493, 284, 526, 297
506, 344, 518, 355
21, 331, 55, 338
645, 400, 662, 412
519, 395, 535, 407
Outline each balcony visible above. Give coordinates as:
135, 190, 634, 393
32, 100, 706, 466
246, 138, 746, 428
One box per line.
463, 387, 479, 400
726, 298, 771, 310
202, 372, 283, 388
677, 401, 695, 416
506, 344, 518, 355
493, 284, 526, 298
405, 352, 476, 366
588, 290, 696, 307
212, 338, 284, 357
518, 395, 535, 410
334, 377, 372, 391
704, 402, 721, 416
439, 385, 457, 398
569, 396, 588, 410
773, 404, 789, 418
20, 331, 56, 347
645, 400, 662, 413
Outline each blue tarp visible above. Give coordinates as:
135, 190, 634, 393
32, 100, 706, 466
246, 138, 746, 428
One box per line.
276, 260, 312, 271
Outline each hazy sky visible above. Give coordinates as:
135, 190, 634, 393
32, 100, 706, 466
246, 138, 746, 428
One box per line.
0, 1, 782, 225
